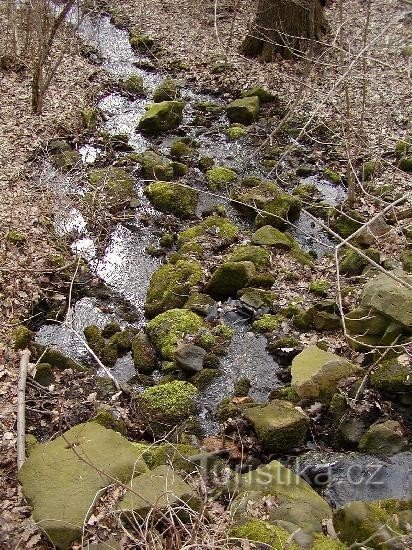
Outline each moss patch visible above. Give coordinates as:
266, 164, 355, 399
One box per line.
206, 261, 256, 298
138, 101, 185, 133
206, 166, 237, 190
145, 181, 198, 217
177, 215, 239, 245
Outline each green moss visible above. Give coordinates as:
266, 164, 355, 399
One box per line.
329, 393, 348, 423
361, 160, 381, 180
88, 167, 134, 206
54, 150, 81, 170
239, 288, 276, 309
310, 279, 329, 296
241, 87, 275, 103
129, 32, 154, 50
170, 139, 193, 158
293, 182, 317, 200
184, 292, 216, 315
191, 368, 221, 389
230, 519, 293, 549
34, 363, 53, 386
137, 151, 174, 180
251, 225, 291, 248
177, 215, 239, 245
370, 357, 412, 393
145, 260, 203, 317
226, 96, 260, 124
225, 124, 247, 140
234, 377, 251, 397
206, 261, 256, 298
138, 101, 185, 133
194, 101, 223, 114
34, 344, 83, 371
206, 166, 237, 190
146, 309, 205, 360
12, 325, 33, 350
273, 386, 300, 403
131, 333, 157, 373
145, 181, 198, 217
229, 245, 270, 270
91, 407, 127, 435
108, 329, 134, 353
83, 325, 118, 367
81, 108, 98, 129
399, 157, 412, 172
330, 211, 364, 239
292, 308, 313, 331
198, 156, 214, 172
122, 74, 144, 95
152, 78, 178, 102
323, 168, 342, 184
395, 139, 411, 157
358, 420, 408, 455
102, 321, 121, 338
216, 397, 245, 421
252, 314, 281, 332
170, 241, 203, 262
340, 248, 380, 275
311, 534, 348, 549
142, 443, 199, 471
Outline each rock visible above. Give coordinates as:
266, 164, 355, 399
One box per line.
145, 260, 203, 318
230, 520, 294, 549
240, 288, 276, 309
138, 101, 185, 133
361, 159, 381, 180
177, 215, 239, 245
291, 346, 362, 402
184, 293, 216, 316
323, 168, 342, 184
310, 280, 329, 297
118, 464, 200, 518
144, 181, 198, 217
33, 344, 83, 371
122, 74, 144, 95
34, 363, 54, 386
170, 138, 193, 158
206, 261, 256, 298
401, 249, 412, 273
146, 309, 206, 360
205, 166, 237, 190
152, 78, 178, 102
54, 150, 81, 170
340, 248, 380, 275
228, 244, 271, 269
312, 310, 342, 331
227, 460, 332, 536
296, 164, 315, 176
137, 151, 174, 180
81, 108, 98, 129
251, 225, 292, 249
198, 156, 215, 171
361, 269, 412, 329
338, 415, 368, 445
175, 343, 206, 374
356, 216, 391, 246
231, 180, 301, 229
244, 400, 309, 452
252, 314, 281, 332
108, 329, 134, 353
241, 86, 275, 103
88, 167, 134, 207
225, 124, 247, 140
18, 423, 147, 549
399, 157, 412, 172
132, 333, 157, 373
333, 499, 412, 548
102, 321, 121, 338
83, 325, 118, 367
345, 306, 389, 336
331, 211, 364, 239
138, 380, 198, 434
358, 421, 409, 455
370, 356, 412, 395
226, 95, 259, 124
91, 406, 127, 435
12, 325, 33, 350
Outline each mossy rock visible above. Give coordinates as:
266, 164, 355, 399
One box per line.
206, 166, 237, 190
230, 519, 296, 549
122, 74, 144, 95
401, 249, 412, 273
33, 344, 83, 371
91, 406, 127, 435
138, 380, 198, 434
323, 168, 342, 184
226, 96, 259, 124
226, 124, 247, 140
241, 86, 275, 103
184, 292, 216, 316
145, 260, 203, 318
145, 181, 198, 217
6, 229, 26, 244
310, 280, 329, 297
291, 346, 362, 403
399, 157, 412, 172
370, 357, 412, 394
12, 325, 33, 350
252, 314, 281, 332
198, 156, 215, 172
333, 499, 411, 548
132, 333, 157, 373
138, 101, 185, 133
170, 138, 193, 158
206, 260, 256, 298
81, 108, 98, 130
240, 288, 276, 309
244, 400, 309, 453
137, 151, 174, 180
345, 306, 389, 337
292, 308, 313, 330
311, 310, 341, 331
34, 363, 54, 386
330, 211, 364, 239
177, 215, 239, 245
129, 32, 154, 50
251, 225, 292, 249
88, 167, 134, 206
54, 149, 82, 170
101, 321, 121, 338
108, 329, 134, 354
83, 325, 118, 367
228, 244, 270, 269
152, 78, 178, 102
146, 309, 206, 360
231, 180, 301, 229
395, 139, 411, 157
358, 420, 409, 455
215, 396, 251, 422
340, 248, 380, 275
18, 423, 147, 549
191, 368, 221, 389
361, 159, 381, 180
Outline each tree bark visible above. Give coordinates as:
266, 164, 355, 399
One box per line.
241, 0, 327, 60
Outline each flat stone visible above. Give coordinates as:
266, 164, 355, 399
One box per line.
175, 342, 206, 373
251, 225, 292, 249
359, 420, 409, 455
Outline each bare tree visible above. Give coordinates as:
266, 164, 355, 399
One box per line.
241, 0, 328, 60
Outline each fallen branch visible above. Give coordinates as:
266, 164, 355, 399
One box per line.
17, 348, 31, 470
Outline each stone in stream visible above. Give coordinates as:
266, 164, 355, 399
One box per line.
251, 225, 293, 249
241, 86, 276, 103
175, 342, 207, 374
206, 260, 256, 298
144, 181, 198, 217
152, 78, 179, 102
145, 260, 203, 318
131, 333, 157, 373
121, 74, 144, 95
226, 95, 260, 124
138, 100, 185, 133
291, 346, 362, 403
87, 167, 135, 208
205, 166, 237, 190
358, 420, 409, 456
18, 423, 147, 549
176, 215, 239, 245
137, 151, 174, 180
244, 399, 309, 453
118, 464, 200, 518
183, 292, 216, 316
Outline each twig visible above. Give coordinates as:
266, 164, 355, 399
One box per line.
17, 348, 31, 470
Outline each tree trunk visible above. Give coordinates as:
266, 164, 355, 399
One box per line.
241, 0, 327, 60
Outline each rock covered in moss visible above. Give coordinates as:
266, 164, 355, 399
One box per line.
34, 363, 54, 386
311, 310, 341, 331
361, 159, 381, 180
225, 124, 247, 140
138, 100, 185, 133
228, 245, 270, 270
340, 248, 380, 275
333, 499, 412, 548
88, 167, 135, 207
145, 260, 203, 318
310, 279, 329, 296
177, 215, 239, 245
206, 166, 237, 190
241, 86, 275, 103
370, 356, 412, 395
170, 138, 193, 158
330, 211, 365, 239
146, 309, 206, 360
132, 333, 157, 373
323, 168, 342, 184
401, 249, 412, 273
34, 344, 83, 371
145, 181, 198, 217
108, 328, 134, 353
206, 261, 256, 298
83, 325, 118, 367
12, 325, 33, 350
240, 288, 276, 309
184, 292, 216, 316
251, 225, 292, 249
231, 180, 301, 229
18, 423, 147, 549
358, 420, 409, 455
226, 96, 259, 124
230, 519, 293, 549
122, 74, 144, 95
152, 78, 178, 102
399, 157, 412, 172
245, 400, 309, 453
6, 229, 26, 244
252, 314, 280, 332
395, 138, 411, 156
291, 346, 362, 403
345, 306, 389, 337
101, 321, 121, 338
53, 149, 82, 170
92, 406, 127, 435
137, 151, 174, 180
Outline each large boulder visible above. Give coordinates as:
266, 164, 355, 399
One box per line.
226, 96, 259, 124
361, 269, 412, 330
206, 260, 256, 298
291, 346, 362, 402
118, 464, 200, 518
370, 355, 412, 396
244, 400, 309, 453
345, 306, 389, 336
358, 420, 409, 456
18, 423, 147, 549
138, 101, 185, 133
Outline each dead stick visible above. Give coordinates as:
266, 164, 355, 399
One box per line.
17, 348, 31, 470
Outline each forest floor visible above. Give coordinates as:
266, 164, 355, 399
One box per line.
0, 0, 411, 548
